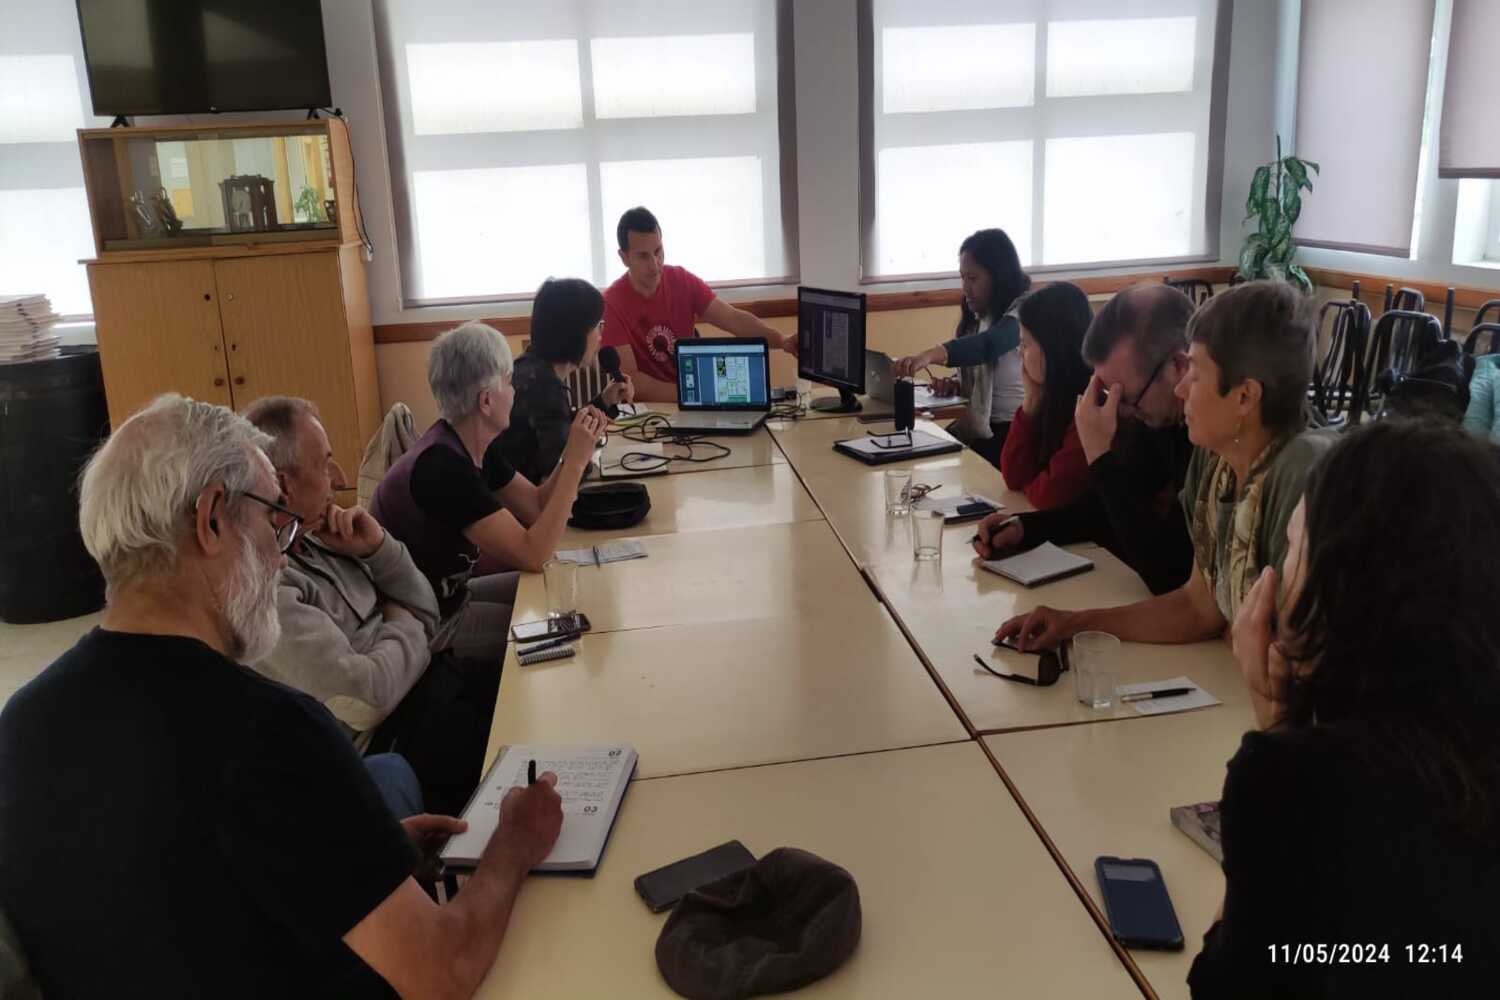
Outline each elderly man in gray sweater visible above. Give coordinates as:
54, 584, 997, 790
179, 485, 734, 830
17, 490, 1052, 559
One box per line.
244, 397, 440, 750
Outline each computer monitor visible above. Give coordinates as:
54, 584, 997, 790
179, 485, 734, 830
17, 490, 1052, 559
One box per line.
676, 339, 771, 410
798, 286, 867, 413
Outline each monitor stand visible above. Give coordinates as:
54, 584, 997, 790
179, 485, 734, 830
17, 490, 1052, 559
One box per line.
811, 387, 862, 414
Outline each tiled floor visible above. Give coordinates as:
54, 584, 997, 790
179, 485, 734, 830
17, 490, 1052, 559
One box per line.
0, 613, 101, 709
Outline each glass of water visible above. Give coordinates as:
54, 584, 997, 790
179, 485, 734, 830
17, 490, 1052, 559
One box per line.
542, 558, 578, 621
912, 510, 944, 561
884, 469, 913, 515
1072, 631, 1120, 708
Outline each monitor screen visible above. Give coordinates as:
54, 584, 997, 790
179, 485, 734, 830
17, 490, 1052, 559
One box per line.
76, 1, 333, 116
798, 287, 866, 393
677, 340, 770, 410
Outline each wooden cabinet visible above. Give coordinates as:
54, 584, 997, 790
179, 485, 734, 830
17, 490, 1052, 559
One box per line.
80, 120, 378, 501
88, 246, 378, 501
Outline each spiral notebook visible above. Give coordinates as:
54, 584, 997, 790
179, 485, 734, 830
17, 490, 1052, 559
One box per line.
440, 744, 637, 873
980, 542, 1095, 587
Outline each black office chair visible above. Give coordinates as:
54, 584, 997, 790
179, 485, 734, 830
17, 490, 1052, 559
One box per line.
1463, 323, 1500, 358
1163, 276, 1213, 308
1464, 300, 1500, 357
1357, 310, 1444, 422
1310, 298, 1370, 427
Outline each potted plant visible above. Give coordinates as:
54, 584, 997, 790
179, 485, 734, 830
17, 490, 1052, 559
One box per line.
1238, 135, 1318, 293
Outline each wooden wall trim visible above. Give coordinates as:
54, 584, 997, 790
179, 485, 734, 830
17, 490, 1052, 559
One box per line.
372, 265, 1238, 344
1303, 266, 1500, 310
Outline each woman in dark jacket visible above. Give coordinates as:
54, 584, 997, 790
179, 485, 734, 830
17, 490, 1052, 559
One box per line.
1189, 419, 1500, 998
488, 277, 635, 485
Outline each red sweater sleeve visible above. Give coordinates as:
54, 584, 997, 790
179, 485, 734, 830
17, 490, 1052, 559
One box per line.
1001, 409, 1091, 510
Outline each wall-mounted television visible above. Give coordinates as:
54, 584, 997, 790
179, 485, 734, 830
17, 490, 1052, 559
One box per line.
76, 0, 333, 117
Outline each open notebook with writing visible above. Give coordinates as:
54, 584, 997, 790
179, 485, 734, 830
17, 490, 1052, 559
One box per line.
440, 744, 638, 872
980, 542, 1095, 587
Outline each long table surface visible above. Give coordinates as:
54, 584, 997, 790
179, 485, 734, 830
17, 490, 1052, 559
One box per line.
985, 707, 1255, 999
563, 462, 822, 547
474, 743, 1142, 1000
508, 520, 878, 636
484, 606, 968, 779
769, 413, 1239, 735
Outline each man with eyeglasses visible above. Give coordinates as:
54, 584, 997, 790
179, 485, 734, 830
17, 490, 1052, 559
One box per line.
0, 394, 563, 999
974, 283, 1197, 595
243, 397, 496, 816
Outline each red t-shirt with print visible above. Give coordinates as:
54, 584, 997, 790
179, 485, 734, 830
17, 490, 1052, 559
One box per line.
602, 265, 716, 385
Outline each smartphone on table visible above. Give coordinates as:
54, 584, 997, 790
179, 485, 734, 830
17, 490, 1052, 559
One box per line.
511, 612, 592, 643
1095, 856, 1184, 951
634, 841, 757, 913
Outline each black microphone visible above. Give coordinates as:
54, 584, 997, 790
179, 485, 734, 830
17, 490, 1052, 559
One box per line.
598, 345, 623, 383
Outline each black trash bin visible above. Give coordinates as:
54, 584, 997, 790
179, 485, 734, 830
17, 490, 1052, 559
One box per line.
0, 349, 110, 623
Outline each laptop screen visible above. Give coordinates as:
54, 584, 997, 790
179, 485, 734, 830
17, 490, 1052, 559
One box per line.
676, 339, 771, 411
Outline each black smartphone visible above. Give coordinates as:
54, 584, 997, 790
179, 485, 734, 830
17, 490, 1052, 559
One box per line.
1095, 856, 1185, 951
511, 612, 592, 643
634, 841, 757, 913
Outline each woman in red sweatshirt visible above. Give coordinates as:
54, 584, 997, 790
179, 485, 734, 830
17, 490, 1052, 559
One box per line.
1000, 281, 1093, 509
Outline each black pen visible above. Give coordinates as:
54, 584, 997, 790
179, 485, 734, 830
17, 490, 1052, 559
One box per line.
971, 516, 1020, 545
1119, 687, 1195, 703
527, 759, 537, 785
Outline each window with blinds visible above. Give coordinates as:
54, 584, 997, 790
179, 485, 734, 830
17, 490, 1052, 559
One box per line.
374, 0, 797, 307
0, 3, 106, 317
1293, 0, 1439, 258
858, 0, 1231, 281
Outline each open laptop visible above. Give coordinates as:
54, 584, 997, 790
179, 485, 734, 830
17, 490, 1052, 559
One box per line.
672, 337, 772, 435
864, 349, 966, 409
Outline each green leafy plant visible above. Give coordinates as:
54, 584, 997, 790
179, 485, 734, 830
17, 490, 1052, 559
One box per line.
1238, 135, 1319, 293
294, 185, 325, 224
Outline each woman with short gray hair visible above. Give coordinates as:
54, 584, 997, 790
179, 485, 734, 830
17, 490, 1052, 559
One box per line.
369, 322, 607, 662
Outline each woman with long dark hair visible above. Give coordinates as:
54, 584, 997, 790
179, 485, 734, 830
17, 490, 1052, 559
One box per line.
999, 282, 1094, 508
893, 228, 1031, 464
1188, 419, 1500, 996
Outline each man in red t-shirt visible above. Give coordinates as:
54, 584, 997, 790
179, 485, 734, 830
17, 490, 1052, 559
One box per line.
602, 206, 797, 402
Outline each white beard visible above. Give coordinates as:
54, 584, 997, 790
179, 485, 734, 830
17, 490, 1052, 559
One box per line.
220, 529, 281, 665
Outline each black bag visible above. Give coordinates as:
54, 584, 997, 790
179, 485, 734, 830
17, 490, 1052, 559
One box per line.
570, 482, 651, 529
1380, 338, 1470, 422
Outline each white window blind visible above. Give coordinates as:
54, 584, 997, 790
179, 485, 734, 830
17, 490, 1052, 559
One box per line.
1293, 0, 1437, 257
0, 3, 107, 317
374, 0, 797, 306
1438, 0, 1500, 179
859, 0, 1230, 281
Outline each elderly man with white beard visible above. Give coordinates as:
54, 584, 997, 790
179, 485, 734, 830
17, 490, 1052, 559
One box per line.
0, 394, 564, 1000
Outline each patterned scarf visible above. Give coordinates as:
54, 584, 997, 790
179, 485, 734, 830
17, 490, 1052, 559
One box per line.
1189, 438, 1285, 622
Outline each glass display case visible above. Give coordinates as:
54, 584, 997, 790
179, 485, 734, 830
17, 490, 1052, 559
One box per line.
78, 120, 356, 253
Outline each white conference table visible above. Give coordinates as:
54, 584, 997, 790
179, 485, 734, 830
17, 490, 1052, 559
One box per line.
985, 706, 1257, 999
868, 540, 1243, 734
474, 743, 1142, 1000
484, 606, 968, 780
597, 406, 785, 478
563, 462, 822, 547
510, 519, 876, 636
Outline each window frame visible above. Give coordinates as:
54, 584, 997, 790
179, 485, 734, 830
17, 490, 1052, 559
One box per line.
855, 0, 1233, 284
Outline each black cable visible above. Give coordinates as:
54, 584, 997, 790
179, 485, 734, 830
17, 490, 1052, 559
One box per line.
317, 106, 375, 257
604, 414, 733, 473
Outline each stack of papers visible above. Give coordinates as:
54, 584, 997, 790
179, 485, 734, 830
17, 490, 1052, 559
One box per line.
0, 294, 62, 364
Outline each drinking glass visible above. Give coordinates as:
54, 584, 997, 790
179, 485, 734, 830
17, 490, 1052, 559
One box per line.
912, 510, 944, 562
884, 469, 913, 515
1072, 631, 1121, 708
543, 558, 578, 621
